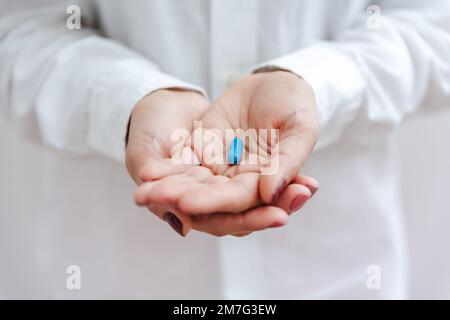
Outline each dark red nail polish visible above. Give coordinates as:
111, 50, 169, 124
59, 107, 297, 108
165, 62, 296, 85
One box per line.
166, 212, 184, 237
289, 194, 308, 212
271, 179, 286, 204
270, 222, 285, 228
307, 185, 318, 197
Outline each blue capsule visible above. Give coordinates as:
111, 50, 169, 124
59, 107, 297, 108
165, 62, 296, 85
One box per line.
227, 137, 244, 165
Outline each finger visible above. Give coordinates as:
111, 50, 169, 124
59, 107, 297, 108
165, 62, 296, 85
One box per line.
259, 129, 317, 204
139, 159, 193, 182
191, 126, 230, 176
177, 172, 261, 214
273, 174, 319, 213
134, 181, 161, 206
165, 210, 192, 237
136, 184, 194, 236
139, 147, 199, 182
146, 204, 169, 220
135, 179, 192, 234
293, 175, 320, 196
274, 183, 312, 214
135, 167, 213, 208
135, 179, 184, 209
231, 231, 253, 237
146, 203, 193, 237
146, 167, 213, 207
191, 206, 288, 237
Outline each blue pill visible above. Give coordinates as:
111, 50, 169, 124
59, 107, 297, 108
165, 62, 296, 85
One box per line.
227, 137, 244, 165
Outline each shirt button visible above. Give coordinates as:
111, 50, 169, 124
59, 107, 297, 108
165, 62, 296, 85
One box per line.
226, 71, 242, 88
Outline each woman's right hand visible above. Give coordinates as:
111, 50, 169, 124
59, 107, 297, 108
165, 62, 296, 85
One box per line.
125, 88, 210, 234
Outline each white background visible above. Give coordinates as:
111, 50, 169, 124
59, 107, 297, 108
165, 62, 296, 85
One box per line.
398, 110, 450, 298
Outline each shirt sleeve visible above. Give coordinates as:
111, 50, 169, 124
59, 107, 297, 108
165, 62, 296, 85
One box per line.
0, 0, 206, 163
254, 0, 450, 150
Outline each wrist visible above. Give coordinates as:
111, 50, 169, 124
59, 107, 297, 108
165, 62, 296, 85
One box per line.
253, 66, 302, 78
126, 88, 207, 147
253, 68, 305, 83
249, 69, 313, 95
135, 87, 203, 110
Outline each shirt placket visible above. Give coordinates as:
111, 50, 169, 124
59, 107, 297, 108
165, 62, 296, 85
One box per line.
209, 0, 265, 299
209, 0, 259, 98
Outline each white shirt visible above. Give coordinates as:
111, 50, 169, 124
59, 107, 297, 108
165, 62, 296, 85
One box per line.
0, 0, 449, 299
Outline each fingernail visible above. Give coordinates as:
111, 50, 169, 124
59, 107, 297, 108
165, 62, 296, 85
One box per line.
271, 179, 286, 204
289, 194, 309, 212
307, 179, 319, 196
166, 212, 184, 237
270, 222, 285, 228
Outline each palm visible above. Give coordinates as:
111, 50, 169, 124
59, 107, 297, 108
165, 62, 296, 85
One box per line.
126, 89, 209, 183
192, 71, 318, 203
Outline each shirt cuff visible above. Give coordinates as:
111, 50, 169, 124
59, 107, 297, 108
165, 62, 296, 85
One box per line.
87, 59, 206, 163
253, 42, 366, 149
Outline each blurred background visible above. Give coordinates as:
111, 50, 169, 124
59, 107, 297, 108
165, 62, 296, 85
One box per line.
1, 108, 449, 298
398, 110, 450, 298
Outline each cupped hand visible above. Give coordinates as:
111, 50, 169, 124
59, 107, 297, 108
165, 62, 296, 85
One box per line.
196, 70, 320, 204
126, 88, 209, 183
136, 71, 320, 237
136, 166, 318, 237
125, 88, 209, 230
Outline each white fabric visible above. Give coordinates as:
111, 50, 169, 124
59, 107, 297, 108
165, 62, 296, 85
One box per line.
0, 0, 449, 299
